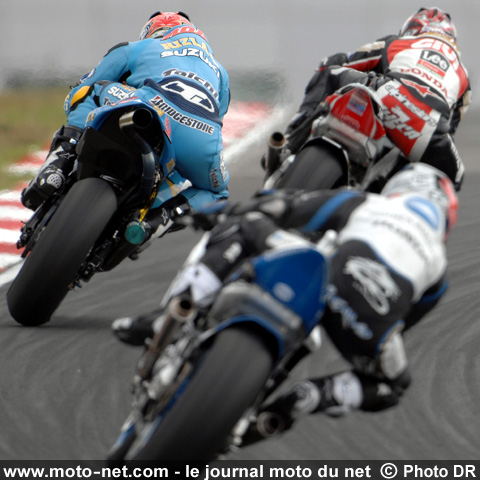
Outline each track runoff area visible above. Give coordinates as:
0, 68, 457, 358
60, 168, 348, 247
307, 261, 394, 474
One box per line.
0, 100, 285, 286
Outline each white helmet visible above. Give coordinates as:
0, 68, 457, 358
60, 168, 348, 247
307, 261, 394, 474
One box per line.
381, 163, 458, 239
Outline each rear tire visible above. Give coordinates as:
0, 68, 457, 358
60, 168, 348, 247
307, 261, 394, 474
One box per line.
7, 178, 117, 326
126, 326, 275, 461
276, 141, 348, 190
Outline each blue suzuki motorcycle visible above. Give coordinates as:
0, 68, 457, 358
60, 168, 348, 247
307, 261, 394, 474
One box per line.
107, 240, 328, 461
7, 98, 190, 326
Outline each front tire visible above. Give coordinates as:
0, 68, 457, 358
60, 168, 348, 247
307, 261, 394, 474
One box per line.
7, 178, 117, 326
125, 326, 275, 461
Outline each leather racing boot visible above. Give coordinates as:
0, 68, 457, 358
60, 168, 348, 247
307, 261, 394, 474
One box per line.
242, 372, 364, 446
21, 125, 83, 210
112, 313, 157, 346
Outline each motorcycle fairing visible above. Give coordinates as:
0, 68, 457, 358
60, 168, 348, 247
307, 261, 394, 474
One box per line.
250, 246, 328, 332
208, 246, 328, 358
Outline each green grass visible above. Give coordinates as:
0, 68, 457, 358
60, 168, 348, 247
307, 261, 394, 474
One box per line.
0, 86, 69, 191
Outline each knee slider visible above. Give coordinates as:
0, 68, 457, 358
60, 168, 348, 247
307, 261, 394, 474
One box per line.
65, 85, 94, 114
378, 330, 408, 380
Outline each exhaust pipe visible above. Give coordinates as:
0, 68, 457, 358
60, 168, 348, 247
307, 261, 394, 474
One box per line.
256, 411, 287, 437
265, 131, 286, 176
139, 295, 197, 380
118, 108, 153, 130
168, 294, 198, 324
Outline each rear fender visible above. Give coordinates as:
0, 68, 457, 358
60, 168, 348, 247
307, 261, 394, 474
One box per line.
76, 127, 140, 187
208, 315, 291, 363
300, 136, 350, 178
265, 135, 349, 191
76, 102, 177, 206
207, 281, 307, 360
84, 100, 176, 169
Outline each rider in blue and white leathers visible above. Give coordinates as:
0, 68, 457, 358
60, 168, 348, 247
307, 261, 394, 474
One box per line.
22, 11, 230, 216
113, 163, 458, 436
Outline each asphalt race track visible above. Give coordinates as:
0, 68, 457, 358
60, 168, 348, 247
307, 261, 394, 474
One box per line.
0, 113, 479, 461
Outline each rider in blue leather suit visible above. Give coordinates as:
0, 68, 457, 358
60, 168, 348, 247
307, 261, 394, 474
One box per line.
22, 11, 230, 216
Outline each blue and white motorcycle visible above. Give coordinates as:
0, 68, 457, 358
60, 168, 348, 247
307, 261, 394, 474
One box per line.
107, 235, 329, 462
8, 97, 190, 326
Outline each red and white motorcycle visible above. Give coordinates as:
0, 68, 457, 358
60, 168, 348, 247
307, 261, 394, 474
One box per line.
263, 83, 407, 193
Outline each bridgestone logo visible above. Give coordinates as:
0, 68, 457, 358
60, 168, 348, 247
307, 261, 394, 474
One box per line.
149, 95, 215, 135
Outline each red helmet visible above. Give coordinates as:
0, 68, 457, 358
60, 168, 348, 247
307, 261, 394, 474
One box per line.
139, 11, 192, 40
400, 7, 457, 43
381, 163, 458, 240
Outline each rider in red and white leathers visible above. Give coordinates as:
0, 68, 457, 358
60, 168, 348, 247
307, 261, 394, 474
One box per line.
285, 7, 471, 190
